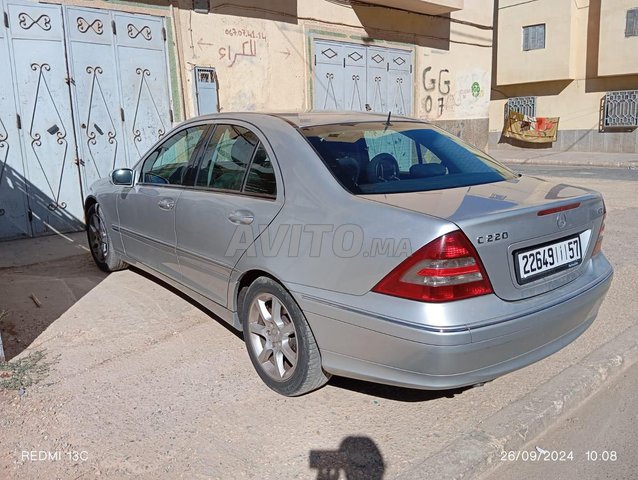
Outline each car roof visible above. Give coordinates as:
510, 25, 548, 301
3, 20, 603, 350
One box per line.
183, 111, 423, 128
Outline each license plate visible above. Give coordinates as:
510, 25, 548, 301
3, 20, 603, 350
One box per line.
515, 235, 582, 284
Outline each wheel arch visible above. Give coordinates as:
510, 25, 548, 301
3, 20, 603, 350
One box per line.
233, 269, 279, 314
84, 196, 98, 224
232, 269, 311, 326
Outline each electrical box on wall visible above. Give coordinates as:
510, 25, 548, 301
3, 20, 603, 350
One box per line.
194, 67, 219, 115
192, 0, 209, 14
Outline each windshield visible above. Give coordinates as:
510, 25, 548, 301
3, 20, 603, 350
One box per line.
300, 121, 517, 195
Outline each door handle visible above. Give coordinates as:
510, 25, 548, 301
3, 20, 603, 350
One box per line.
158, 198, 176, 211
227, 210, 254, 225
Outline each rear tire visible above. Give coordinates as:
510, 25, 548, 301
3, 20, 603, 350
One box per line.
241, 277, 330, 396
86, 202, 127, 273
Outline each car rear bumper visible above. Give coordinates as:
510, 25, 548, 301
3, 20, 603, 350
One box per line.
293, 255, 613, 390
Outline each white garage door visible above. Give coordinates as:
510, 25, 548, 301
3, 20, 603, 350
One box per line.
313, 39, 413, 115
0, 0, 174, 240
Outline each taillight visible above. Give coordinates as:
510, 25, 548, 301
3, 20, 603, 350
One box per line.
372, 230, 493, 303
592, 213, 606, 257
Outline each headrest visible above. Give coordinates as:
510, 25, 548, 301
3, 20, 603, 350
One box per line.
367, 153, 399, 183
409, 163, 447, 178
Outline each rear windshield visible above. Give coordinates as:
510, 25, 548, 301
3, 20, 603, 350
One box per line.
301, 121, 516, 195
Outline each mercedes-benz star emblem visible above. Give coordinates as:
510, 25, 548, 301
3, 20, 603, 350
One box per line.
557, 213, 567, 229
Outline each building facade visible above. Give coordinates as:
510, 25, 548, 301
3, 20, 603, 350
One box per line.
0, 0, 494, 240
173, 0, 493, 147
489, 0, 638, 153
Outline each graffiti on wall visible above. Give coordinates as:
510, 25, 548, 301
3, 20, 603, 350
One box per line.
218, 28, 267, 67
421, 66, 486, 118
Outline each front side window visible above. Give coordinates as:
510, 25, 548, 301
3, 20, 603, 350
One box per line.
301, 122, 516, 195
141, 125, 207, 185
523, 24, 546, 51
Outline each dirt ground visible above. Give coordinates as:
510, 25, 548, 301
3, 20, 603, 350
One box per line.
0, 255, 106, 362
0, 175, 636, 479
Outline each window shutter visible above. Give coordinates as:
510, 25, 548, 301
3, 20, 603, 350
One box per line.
523, 26, 530, 50
627, 9, 638, 37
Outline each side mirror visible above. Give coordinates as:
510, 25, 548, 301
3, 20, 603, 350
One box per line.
111, 168, 134, 186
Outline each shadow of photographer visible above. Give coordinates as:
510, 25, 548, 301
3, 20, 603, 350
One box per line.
310, 436, 385, 480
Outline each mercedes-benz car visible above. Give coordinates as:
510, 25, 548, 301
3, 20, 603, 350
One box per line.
85, 112, 613, 396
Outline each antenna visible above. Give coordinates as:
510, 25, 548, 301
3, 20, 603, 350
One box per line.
384, 111, 392, 131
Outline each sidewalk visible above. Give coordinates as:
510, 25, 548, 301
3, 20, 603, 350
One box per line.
488, 149, 638, 168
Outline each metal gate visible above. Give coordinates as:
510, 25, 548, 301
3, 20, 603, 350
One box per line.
313, 39, 413, 115
0, 0, 173, 240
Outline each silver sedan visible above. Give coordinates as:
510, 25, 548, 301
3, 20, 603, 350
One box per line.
85, 112, 613, 396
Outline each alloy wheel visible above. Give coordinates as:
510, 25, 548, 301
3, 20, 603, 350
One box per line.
247, 293, 298, 382
88, 205, 108, 263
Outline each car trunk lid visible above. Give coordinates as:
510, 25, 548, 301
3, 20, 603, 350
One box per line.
361, 175, 606, 301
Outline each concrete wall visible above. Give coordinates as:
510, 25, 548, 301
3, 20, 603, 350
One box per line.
496, 0, 576, 85
599, 0, 638, 77
490, 0, 638, 154
171, 0, 494, 149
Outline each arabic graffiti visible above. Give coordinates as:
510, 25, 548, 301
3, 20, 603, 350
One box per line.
218, 39, 258, 68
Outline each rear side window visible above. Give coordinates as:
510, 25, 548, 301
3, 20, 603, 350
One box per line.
244, 144, 277, 196
195, 125, 258, 191
301, 122, 516, 195
141, 125, 207, 185
194, 124, 277, 197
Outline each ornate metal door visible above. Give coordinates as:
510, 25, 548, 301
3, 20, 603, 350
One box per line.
0, 5, 31, 238
65, 7, 171, 193
65, 6, 125, 193
388, 48, 412, 116
313, 39, 413, 116
313, 40, 344, 111
366, 47, 389, 114
113, 12, 171, 160
4, 0, 81, 236
343, 44, 366, 111
0, 0, 174, 240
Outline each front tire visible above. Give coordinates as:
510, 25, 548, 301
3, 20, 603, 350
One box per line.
241, 277, 330, 396
86, 202, 127, 273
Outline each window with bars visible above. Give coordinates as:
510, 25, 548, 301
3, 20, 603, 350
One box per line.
603, 90, 638, 128
627, 8, 638, 37
523, 24, 546, 51
505, 96, 537, 120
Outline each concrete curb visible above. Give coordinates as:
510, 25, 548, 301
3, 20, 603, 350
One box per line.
499, 157, 638, 168
487, 150, 638, 169
399, 324, 638, 480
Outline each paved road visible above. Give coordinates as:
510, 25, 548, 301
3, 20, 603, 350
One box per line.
481, 362, 638, 480
506, 164, 638, 181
